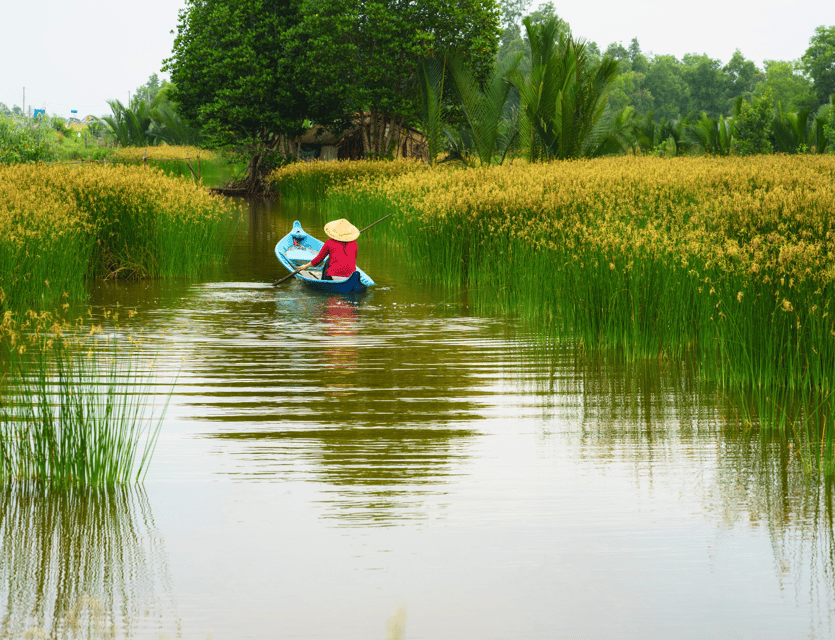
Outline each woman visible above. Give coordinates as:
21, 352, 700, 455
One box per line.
299, 218, 360, 280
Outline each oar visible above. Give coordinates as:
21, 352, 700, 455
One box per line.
272, 213, 394, 286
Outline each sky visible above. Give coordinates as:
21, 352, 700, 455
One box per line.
0, 0, 832, 120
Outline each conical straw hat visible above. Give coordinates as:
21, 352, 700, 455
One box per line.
324, 218, 359, 242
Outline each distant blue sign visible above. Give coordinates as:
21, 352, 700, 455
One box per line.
33, 108, 45, 118
70, 110, 77, 113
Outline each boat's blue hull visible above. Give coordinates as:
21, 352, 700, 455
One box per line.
275, 221, 374, 294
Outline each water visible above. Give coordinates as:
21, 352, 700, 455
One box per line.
1, 198, 834, 639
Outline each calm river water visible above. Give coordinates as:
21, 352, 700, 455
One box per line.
2, 197, 834, 639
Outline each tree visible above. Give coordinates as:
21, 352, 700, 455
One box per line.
756, 60, 815, 112
164, 0, 310, 190
299, 0, 501, 158
723, 50, 762, 105
644, 55, 689, 121
134, 74, 166, 107
733, 89, 773, 156
801, 25, 835, 107
447, 51, 522, 165
682, 53, 727, 117
510, 16, 620, 160
627, 38, 641, 63
498, 0, 530, 47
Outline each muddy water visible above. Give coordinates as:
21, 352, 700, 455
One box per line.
1, 198, 834, 639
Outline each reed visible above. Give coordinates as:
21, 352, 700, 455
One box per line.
0, 309, 165, 487
109, 145, 245, 187
0, 163, 237, 311
269, 157, 428, 202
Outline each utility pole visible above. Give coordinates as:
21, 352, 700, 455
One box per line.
22, 87, 25, 117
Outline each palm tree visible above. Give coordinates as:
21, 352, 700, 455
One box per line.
102, 100, 153, 147
447, 51, 523, 165
416, 54, 448, 166
688, 113, 733, 156
509, 16, 621, 161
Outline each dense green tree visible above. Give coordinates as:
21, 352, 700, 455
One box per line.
498, 0, 530, 47
723, 50, 762, 104
643, 55, 688, 121
164, 0, 310, 189
627, 38, 641, 63
682, 53, 727, 117
801, 25, 835, 107
298, 0, 501, 158
756, 60, 815, 112
133, 74, 166, 107
733, 88, 773, 155
607, 70, 653, 116
604, 42, 629, 66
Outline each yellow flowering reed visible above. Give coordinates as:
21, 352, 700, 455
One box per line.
0, 163, 236, 311
270, 157, 428, 201
319, 155, 835, 397
110, 145, 220, 163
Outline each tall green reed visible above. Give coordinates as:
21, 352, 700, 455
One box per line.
0, 311, 167, 487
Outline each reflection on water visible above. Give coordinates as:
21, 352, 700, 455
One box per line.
0, 486, 178, 639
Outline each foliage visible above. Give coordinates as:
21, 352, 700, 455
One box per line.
509, 17, 620, 161
298, 0, 502, 158
415, 54, 449, 166
801, 25, 835, 107
772, 104, 812, 153
102, 84, 201, 148
102, 99, 154, 147
642, 55, 689, 121
687, 112, 733, 155
0, 114, 59, 164
757, 60, 815, 112
447, 51, 522, 165
0, 310, 165, 487
164, 0, 309, 190
733, 89, 773, 156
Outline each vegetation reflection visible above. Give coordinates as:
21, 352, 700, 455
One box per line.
0, 485, 178, 639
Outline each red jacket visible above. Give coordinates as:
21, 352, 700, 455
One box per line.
310, 239, 358, 278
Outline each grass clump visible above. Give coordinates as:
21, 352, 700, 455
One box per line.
0, 163, 237, 312
0, 308, 165, 487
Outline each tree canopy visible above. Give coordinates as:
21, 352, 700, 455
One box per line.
164, 0, 309, 180
297, 0, 501, 157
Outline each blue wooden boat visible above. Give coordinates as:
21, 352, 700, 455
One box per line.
275, 220, 375, 294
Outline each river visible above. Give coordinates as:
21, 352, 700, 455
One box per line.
1, 197, 833, 639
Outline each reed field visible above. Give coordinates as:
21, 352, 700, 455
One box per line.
272, 155, 835, 460
0, 309, 164, 487
270, 157, 427, 201
110, 145, 246, 187
0, 163, 237, 312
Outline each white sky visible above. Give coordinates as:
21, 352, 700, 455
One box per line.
1, 0, 832, 120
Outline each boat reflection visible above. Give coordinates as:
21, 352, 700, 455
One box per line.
0, 486, 179, 639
